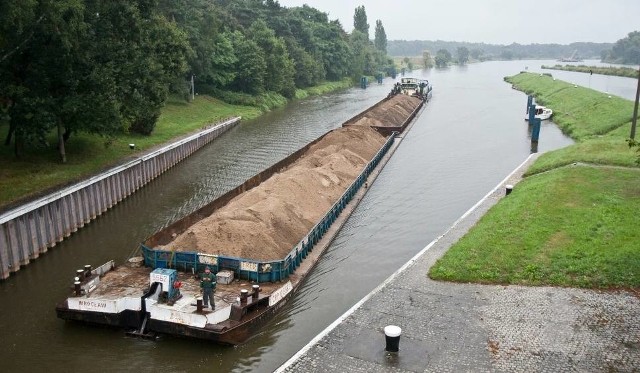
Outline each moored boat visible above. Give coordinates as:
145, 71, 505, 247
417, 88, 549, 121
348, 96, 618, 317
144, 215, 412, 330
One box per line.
55, 92, 429, 344
525, 105, 553, 121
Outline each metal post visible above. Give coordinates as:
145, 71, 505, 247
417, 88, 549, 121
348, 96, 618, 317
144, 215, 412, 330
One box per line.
630, 65, 640, 140
531, 118, 541, 142
191, 74, 195, 102
526, 96, 533, 114
384, 325, 402, 352
529, 104, 536, 122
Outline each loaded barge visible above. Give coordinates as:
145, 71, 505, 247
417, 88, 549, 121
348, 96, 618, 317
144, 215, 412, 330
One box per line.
56, 85, 431, 344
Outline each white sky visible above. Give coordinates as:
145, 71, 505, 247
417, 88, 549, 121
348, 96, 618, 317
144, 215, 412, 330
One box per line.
276, 0, 640, 44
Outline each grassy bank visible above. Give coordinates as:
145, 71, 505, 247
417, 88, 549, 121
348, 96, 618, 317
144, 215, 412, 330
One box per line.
505, 72, 636, 174
429, 72, 640, 289
542, 64, 639, 78
294, 78, 353, 99
0, 81, 353, 210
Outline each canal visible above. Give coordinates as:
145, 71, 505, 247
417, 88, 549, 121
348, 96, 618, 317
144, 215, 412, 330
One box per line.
4, 59, 631, 372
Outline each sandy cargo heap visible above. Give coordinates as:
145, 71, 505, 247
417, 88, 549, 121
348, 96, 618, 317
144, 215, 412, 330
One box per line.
166, 126, 385, 260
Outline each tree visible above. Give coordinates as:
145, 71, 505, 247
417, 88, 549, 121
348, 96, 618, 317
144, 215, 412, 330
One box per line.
316, 20, 352, 80
286, 38, 325, 88
88, 1, 190, 136
456, 46, 470, 65
229, 31, 267, 94
350, 29, 374, 77
0, 0, 190, 161
353, 6, 369, 39
248, 19, 296, 97
470, 48, 484, 60
374, 20, 387, 53
607, 31, 640, 64
500, 49, 514, 60
422, 50, 433, 68
435, 49, 452, 67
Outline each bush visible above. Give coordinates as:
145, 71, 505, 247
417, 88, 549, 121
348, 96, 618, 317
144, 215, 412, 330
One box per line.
129, 113, 160, 135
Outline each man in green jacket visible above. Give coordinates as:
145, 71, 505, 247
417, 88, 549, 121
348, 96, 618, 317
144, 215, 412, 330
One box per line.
200, 267, 216, 309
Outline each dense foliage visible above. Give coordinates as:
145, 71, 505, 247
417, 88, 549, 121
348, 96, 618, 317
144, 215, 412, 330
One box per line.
388, 40, 613, 60
1, 0, 394, 161
602, 31, 640, 65
435, 49, 452, 67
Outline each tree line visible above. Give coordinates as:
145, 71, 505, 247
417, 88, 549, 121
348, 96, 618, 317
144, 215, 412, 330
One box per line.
394, 32, 640, 68
0, 1, 393, 162
601, 31, 640, 65
389, 40, 613, 61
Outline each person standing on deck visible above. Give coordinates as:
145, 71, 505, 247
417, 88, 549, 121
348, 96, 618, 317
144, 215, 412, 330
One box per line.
200, 267, 216, 309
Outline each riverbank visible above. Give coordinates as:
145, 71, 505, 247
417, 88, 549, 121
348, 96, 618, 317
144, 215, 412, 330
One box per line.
542, 64, 640, 78
430, 72, 640, 289
278, 154, 640, 372
0, 79, 354, 211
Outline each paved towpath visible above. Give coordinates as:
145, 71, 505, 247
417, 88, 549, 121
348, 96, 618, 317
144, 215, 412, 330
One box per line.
277, 155, 640, 373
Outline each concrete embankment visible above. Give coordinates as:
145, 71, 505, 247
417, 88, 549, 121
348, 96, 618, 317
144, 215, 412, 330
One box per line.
0, 117, 240, 280
277, 154, 640, 372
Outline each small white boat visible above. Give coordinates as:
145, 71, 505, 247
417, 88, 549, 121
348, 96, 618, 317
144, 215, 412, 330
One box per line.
526, 105, 553, 121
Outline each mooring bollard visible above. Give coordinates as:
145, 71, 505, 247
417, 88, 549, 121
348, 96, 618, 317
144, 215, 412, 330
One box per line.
84, 264, 92, 278
240, 289, 249, 305
74, 281, 82, 296
196, 297, 203, 312
252, 285, 260, 301
384, 325, 402, 353
76, 269, 84, 281
505, 184, 513, 195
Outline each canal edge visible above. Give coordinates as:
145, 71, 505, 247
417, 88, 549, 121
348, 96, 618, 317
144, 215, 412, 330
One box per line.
275, 152, 539, 372
0, 117, 241, 280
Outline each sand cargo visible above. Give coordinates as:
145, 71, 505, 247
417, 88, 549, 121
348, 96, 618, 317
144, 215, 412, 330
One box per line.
56, 88, 430, 344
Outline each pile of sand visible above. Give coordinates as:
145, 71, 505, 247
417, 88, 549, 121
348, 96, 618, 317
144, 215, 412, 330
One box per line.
166, 126, 387, 261
348, 94, 422, 128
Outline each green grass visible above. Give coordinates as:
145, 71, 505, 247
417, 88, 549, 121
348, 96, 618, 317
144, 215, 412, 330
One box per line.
294, 78, 353, 99
525, 124, 637, 175
430, 72, 640, 289
0, 95, 262, 209
506, 73, 634, 140
429, 166, 640, 289
542, 64, 640, 78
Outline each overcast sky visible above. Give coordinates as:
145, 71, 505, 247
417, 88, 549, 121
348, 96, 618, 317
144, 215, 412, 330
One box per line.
276, 0, 639, 45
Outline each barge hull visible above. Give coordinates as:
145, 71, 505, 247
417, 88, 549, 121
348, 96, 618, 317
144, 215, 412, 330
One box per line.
56, 303, 142, 330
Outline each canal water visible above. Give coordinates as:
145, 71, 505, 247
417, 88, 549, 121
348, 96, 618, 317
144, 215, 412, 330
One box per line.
3, 59, 632, 372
